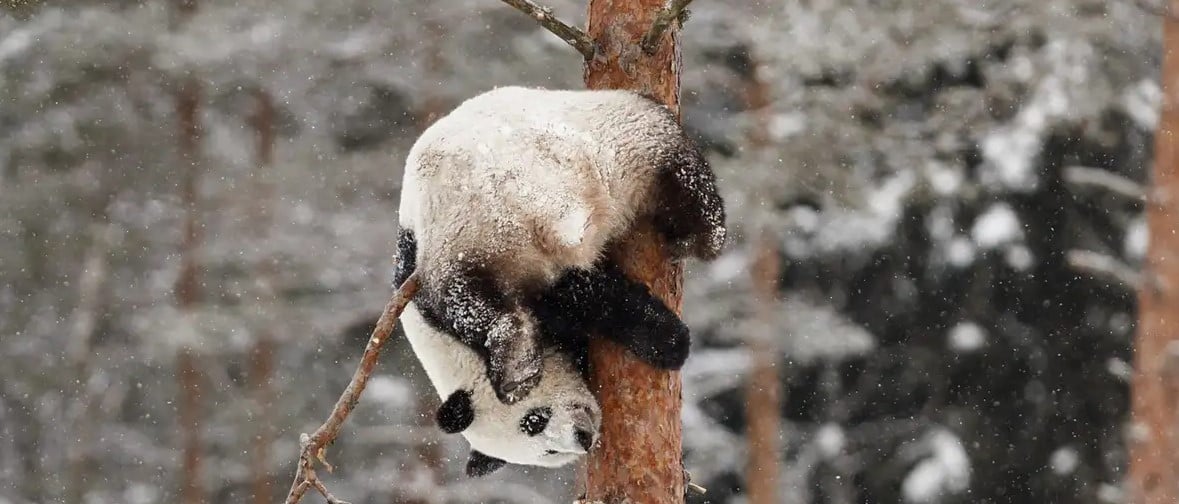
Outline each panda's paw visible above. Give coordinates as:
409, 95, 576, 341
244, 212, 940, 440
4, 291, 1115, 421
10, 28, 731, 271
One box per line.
627, 316, 690, 370
490, 359, 542, 404
668, 224, 726, 263
487, 313, 545, 404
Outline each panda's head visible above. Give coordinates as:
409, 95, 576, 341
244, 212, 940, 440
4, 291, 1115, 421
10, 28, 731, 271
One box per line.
434, 350, 601, 476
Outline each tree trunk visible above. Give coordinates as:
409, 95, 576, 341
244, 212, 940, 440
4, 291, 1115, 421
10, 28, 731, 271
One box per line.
746, 237, 782, 504
247, 87, 277, 504
742, 50, 783, 504
1128, 5, 1179, 503
582, 2, 685, 503
174, 34, 205, 503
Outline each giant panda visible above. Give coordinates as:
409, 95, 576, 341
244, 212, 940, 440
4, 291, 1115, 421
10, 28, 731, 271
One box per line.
393, 86, 726, 475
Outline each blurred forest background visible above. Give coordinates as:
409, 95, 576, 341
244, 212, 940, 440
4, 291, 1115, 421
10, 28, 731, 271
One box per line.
0, 0, 1166, 503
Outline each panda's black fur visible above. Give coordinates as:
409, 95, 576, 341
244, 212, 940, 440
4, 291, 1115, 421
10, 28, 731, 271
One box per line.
393, 229, 691, 378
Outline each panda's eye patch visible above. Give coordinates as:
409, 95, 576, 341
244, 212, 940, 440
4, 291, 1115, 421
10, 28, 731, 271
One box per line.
520, 407, 552, 436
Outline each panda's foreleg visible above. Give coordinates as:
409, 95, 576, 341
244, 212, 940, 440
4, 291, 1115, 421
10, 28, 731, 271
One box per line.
537, 261, 690, 370
397, 229, 544, 403
417, 267, 545, 405
652, 143, 727, 262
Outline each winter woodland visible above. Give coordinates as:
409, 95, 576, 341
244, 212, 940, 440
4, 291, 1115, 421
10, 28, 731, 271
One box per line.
0, 0, 1166, 502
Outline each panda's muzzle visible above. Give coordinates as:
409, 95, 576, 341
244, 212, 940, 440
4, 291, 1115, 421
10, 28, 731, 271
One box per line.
571, 405, 598, 451
576, 428, 594, 451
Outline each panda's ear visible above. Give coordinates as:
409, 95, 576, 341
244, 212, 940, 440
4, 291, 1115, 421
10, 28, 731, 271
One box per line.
436, 389, 474, 434
466, 450, 507, 477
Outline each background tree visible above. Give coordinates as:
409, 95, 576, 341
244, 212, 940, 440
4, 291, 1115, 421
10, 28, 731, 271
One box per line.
737, 41, 786, 504
172, 1, 206, 502
1129, 4, 1179, 504
0, 1, 1168, 503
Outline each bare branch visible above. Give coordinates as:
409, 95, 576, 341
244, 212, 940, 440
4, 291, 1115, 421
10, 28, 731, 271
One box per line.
499, 0, 595, 59
282, 272, 421, 504
684, 469, 708, 495
1066, 249, 1141, 291
640, 0, 694, 54
1063, 165, 1145, 202
312, 479, 350, 504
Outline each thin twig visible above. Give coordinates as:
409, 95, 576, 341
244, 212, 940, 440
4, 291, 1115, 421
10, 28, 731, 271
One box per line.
684, 469, 708, 495
1066, 249, 1141, 291
640, 0, 694, 54
499, 0, 595, 59
282, 272, 422, 504
1063, 165, 1145, 203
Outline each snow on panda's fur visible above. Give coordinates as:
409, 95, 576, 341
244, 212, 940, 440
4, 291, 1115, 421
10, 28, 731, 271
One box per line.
393, 86, 726, 475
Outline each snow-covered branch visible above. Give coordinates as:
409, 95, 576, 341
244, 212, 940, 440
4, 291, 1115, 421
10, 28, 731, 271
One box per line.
1063, 165, 1145, 203
640, 0, 695, 54
1066, 249, 1141, 291
499, 0, 595, 59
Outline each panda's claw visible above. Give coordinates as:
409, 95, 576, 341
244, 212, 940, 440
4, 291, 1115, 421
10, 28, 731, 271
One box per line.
487, 311, 544, 403
495, 369, 543, 404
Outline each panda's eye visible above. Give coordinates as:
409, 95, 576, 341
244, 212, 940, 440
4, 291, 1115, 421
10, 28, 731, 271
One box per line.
520, 407, 552, 436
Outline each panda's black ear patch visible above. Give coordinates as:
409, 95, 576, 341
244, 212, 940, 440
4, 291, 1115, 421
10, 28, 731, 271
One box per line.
466, 450, 507, 477
436, 389, 474, 434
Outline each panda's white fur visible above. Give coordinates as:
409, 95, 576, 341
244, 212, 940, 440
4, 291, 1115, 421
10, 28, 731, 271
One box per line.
395, 85, 725, 472
398, 85, 722, 288
401, 301, 599, 468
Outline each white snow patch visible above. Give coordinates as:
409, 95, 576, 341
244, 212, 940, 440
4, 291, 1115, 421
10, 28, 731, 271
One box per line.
788, 205, 821, 233
810, 170, 916, 255
1121, 78, 1162, 130
1004, 244, 1034, 271
816, 423, 845, 458
925, 161, 963, 197
980, 41, 1093, 192
123, 483, 160, 504
948, 321, 986, 353
902, 429, 971, 503
1098, 483, 1123, 503
947, 236, 976, 268
971, 203, 1023, 249
778, 298, 877, 363
707, 250, 749, 284
926, 205, 955, 242
1106, 357, 1132, 381
0, 26, 34, 63
1050, 447, 1079, 475
365, 375, 413, 406
769, 112, 807, 141
1125, 216, 1148, 260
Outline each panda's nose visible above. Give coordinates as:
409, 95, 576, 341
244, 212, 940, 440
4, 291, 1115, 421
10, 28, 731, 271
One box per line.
576, 429, 594, 451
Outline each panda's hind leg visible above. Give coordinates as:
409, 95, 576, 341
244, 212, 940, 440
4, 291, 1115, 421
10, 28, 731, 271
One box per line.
652, 139, 727, 262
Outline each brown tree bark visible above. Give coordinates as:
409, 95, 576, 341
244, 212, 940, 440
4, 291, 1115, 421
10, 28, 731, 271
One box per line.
247, 88, 277, 504
1128, 4, 1179, 503
175, 75, 206, 504
582, 2, 686, 502
177, 348, 205, 504
741, 50, 783, 504
746, 235, 782, 504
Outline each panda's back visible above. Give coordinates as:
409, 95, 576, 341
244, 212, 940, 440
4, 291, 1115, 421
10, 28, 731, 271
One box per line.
399, 87, 678, 283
